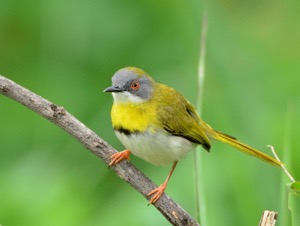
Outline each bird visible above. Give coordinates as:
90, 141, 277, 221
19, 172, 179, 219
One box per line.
104, 67, 282, 204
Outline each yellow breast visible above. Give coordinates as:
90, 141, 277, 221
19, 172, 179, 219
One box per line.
111, 102, 157, 132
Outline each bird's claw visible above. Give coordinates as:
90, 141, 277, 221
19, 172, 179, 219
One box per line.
108, 150, 131, 168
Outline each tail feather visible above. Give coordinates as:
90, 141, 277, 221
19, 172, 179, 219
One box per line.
212, 130, 283, 167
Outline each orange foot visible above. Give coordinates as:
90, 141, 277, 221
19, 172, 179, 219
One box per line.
147, 181, 167, 204
109, 149, 131, 167
146, 161, 178, 205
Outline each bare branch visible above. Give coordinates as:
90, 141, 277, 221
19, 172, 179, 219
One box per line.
0, 75, 199, 226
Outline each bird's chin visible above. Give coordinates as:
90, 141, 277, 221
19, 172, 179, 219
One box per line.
112, 92, 146, 104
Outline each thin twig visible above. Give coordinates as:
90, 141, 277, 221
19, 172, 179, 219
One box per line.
196, 11, 208, 114
259, 210, 278, 226
0, 75, 199, 226
194, 12, 208, 225
267, 145, 295, 183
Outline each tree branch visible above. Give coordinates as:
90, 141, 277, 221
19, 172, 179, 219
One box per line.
0, 75, 199, 226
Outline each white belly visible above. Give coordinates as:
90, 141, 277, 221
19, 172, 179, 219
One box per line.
115, 129, 196, 166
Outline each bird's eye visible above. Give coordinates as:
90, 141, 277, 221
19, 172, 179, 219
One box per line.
130, 81, 140, 90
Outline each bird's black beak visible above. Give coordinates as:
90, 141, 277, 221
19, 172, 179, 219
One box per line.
103, 86, 123, 93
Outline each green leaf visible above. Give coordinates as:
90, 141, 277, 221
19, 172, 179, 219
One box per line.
291, 181, 300, 196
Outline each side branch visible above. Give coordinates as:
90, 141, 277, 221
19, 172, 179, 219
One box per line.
0, 75, 199, 226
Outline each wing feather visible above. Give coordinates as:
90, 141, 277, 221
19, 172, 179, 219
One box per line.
154, 84, 211, 152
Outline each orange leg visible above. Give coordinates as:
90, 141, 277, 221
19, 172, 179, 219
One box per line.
109, 149, 131, 167
147, 161, 178, 204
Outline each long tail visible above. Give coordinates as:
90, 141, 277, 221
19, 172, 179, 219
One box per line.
212, 130, 283, 167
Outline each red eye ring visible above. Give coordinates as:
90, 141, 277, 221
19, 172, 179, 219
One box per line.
131, 81, 140, 90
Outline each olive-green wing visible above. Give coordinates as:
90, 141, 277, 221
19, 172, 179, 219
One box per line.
154, 85, 211, 152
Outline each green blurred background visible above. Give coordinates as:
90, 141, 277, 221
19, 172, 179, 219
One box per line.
1, 0, 299, 225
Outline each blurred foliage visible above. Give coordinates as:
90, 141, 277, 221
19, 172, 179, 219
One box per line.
290, 181, 300, 225
0, 0, 299, 225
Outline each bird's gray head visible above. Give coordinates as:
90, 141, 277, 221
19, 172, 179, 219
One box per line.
104, 67, 155, 103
